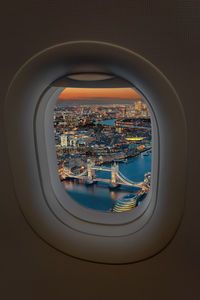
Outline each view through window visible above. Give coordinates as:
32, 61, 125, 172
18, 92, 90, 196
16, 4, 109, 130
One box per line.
53, 87, 152, 212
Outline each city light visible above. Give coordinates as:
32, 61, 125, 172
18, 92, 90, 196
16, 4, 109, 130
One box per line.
54, 88, 152, 212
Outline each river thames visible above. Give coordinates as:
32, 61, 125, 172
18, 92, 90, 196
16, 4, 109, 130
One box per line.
62, 151, 152, 211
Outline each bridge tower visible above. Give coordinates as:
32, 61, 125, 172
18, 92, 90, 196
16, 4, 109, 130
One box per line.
61, 166, 71, 180
87, 159, 95, 184
63, 166, 70, 175
110, 162, 119, 188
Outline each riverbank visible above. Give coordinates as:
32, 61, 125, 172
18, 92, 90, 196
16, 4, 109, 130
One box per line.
99, 146, 152, 167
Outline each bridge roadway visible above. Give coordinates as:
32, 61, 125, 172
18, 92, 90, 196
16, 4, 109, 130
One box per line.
63, 166, 143, 188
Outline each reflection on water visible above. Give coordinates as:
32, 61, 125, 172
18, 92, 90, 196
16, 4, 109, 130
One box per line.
62, 152, 152, 211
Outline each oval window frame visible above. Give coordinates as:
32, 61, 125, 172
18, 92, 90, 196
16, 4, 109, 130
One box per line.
35, 76, 156, 232
4, 41, 187, 263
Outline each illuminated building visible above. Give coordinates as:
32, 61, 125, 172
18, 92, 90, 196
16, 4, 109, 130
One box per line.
135, 100, 142, 112
113, 194, 137, 212
61, 134, 68, 147
116, 127, 122, 133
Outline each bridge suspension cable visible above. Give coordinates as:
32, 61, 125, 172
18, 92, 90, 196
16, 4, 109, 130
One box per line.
63, 169, 88, 178
91, 166, 111, 172
117, 171, 142, 186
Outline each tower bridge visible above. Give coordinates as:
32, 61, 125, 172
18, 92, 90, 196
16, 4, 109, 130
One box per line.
62, 160, 144, 189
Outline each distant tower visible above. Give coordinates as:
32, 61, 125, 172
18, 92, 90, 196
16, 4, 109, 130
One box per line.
135, 100, 142, 113
60, 134, 68, 147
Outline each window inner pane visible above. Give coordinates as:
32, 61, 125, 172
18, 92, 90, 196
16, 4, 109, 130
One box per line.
53, 87, 152, 212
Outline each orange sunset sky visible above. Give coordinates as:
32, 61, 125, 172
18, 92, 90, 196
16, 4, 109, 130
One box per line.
58, 88, 141, 101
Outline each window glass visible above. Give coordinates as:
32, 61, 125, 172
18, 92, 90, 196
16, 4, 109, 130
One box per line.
53, 86, 152, 212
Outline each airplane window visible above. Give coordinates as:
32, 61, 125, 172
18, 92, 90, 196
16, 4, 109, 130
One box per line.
5, 40, 186, 263
53, 84, 152, 213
